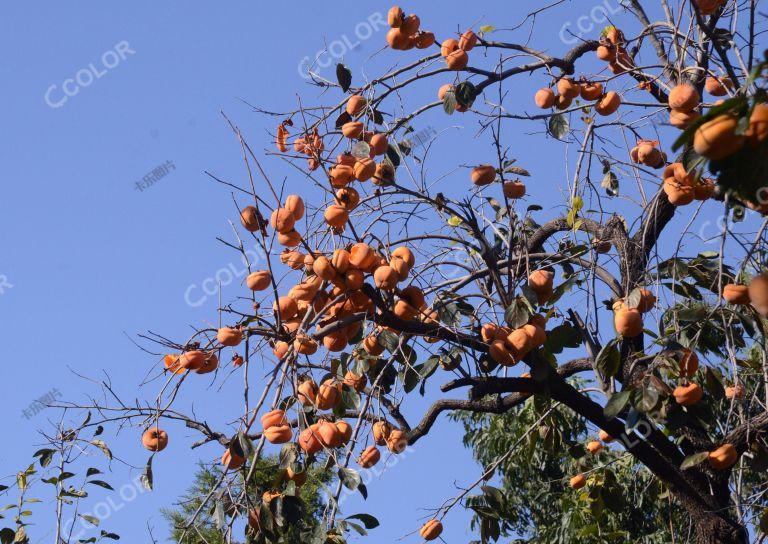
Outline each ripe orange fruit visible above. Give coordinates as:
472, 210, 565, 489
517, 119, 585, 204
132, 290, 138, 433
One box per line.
708, 443, 737, 470
580, 81, 603, 101
503, 181, 525, 199
285, 195, 305, 221
264, 425, 292, 444
280, 250, 305, 270
316, 420, 342, 448
596, 44, 616, 61
298, 379, 318, 405
261, 409, 288, 430
598, 429, 614, 443
415, 31, 436, 49
217, 327, 243, 347
240, 205, 262, 232
331, 165, 353, 189
270, 208, 296, 234
324, 204, 349, 229
749, 273, 768, 315
323, 330, 349, 352
349, 243, 376, 269
440, 38, 459, 57
634, 288, 657, 313
372, 421, 392, 445
528, 269, 554, 294
459, 30, 478, 51
294, 335, 319, 355
673, 383, 703, 406
386, 429, 408, 453
445, 49, 469, 70
387, 6, 404, 28
392, 246, 415, 267
343, 371, 367, 392
363, 334, 385, 356
164, 354, 185, 375
274, 296, 298, 319
386, 28, 411, 50
317, 380, 341, 410
337, 152, 357, 167
346, 95, 367, 116
725, 384, 746, 399
723, 284, 750, 304
194, 352, 218, 375
534, 88, 555, 109
489, 340, 517, 366
298, 424, 322, 455
400, 14, 420, 34
374, 265, 399, 290
272, 341, 290, 360
669, 84, 701, 111
569, 474, 587, 489
358, 445, 381, 468
694, 115, 745, 160
555, 94, 573, 110
557, 77, 580, 99
373, 162, 395, 186
353, 158, 376, 181
335, 420, 353, 444
366, 133, 389, 155
745, 103, 768, 147
705, 76, 732, 97
522, 323, 546, 348
506, 328, 533, 358
663, 178, 695, 206
222, 448, 245, 470
341, 121, 364, 139
336, 187, 360, 210
595, 91, 621, 115
276, 123, 288, 153
636, 143, 663, 168
179, 350, 206, 370
669, 109, 701, 129
277, 230, 302, 247
471, 165, 496, 186
142, 428, 168, 452
420, 520, 443, 541
586, 440, 603, 454
614, 307, 643, 337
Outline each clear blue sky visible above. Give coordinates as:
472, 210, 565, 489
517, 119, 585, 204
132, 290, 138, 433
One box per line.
0, 1, 761, 542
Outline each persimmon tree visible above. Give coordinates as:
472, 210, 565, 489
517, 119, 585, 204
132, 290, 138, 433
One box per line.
33, 2, 768, 544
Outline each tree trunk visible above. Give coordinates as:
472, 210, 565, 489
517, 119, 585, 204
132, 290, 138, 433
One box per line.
693, 513, 747, 544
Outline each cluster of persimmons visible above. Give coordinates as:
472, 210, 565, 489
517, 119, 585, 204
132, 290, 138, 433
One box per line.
136, 8, 767, 540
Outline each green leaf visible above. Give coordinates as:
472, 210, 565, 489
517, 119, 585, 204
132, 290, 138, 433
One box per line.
680, 452, 709, 470
603, 390, 631, 420
454, 81, 477, 108
601, 171, 619, 197
336, 64, 352, 93
79, 513, 100, 527
338, 467, 361, 491
140, 455, 153, 491
90, 440, 112, 461
279, 443, 298, 470
594, 340, 620, 377
504, 300, 531, 329
443, 91, 457, 115
345, 513, 380, 529
479, 25, 495, 34
86, 480, 114, 491
32, 449, 55, 468
549, 114, 569, 139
